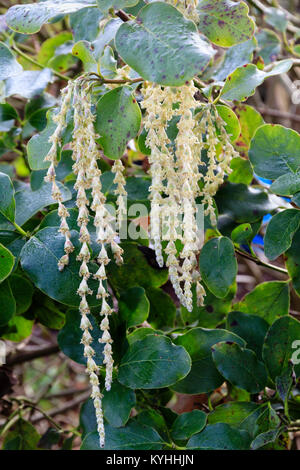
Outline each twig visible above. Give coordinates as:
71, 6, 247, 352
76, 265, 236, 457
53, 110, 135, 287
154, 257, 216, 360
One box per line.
235, 248, 289, 275
11, 221, 30, 238
115, 9, 131, 22
6, 344, 60, 366
88, 73, 143, 85
257, 107, 300, 124
46, 386, 90, 399
11, 42, 70, 81
13, 399, 63, 431
32, 390, 91, 423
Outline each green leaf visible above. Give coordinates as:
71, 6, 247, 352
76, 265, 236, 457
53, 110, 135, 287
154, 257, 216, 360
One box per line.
249, 124, 300, 180
286, 228, 300, 296
275, 361, 295, 410
44, 47, 76, 74
5, 69, 53, 100
96, 0, 138, 12
0, 243, 14, 282
231, 223, 253, 245
146, 286, 176, 329
5, 1, 97, 34
276, 360, 295, 405
227, 311, 269, 360
228, 158, 253, 185
20, 227, 101, 307
100, 46, 117, 78
0, 42, 22, 81
95, 86, 141, 159
2, 315, 34, 342
212, 342, 267, 393
215, 182, 276, 224
3, 419, 40, 450
58, 309, 103, 364
250, 428, 283, 450
9, 274, 34, 314
81, 383, 135, 434
115, 2, 215, 86
118, 334, 191, 389
70, 7, 102, 42
264, 7, 288, 33
270, 172, 300, 196
187, 423, 251, 450
237, 404, 268, 437
119, 286, 149, 327
221, 61, 292, 102
262, 316, 300, 381
264, 209, 300, 260
0, 103, 19, 132
27, 110, 58, 171
80, 399, 98, 437
35, 305, 65, 330
171, 410, 206, 441
197, 0, 254, 47
39, 208, 99, 256
172, 328, 245, 394
256, 29, 281, 65
92, 18, 122, 60
37, 32, 73, 65
14, 181, 71, 227
102, 381, 136, 428
181, 283, 236, 328
208, 402, 260, 426
235, 281, 289, 324
107, 243, 168, 292
232, 104, 264, 155
0, 172, 15, 222
81, 421, 164, 450
215, 105, 240, 142
200, 237, 237, 298
212, 38, 256, 82
72, 40, 97, 73
136, 409, 170, 442
0, 279, 16, 326
126, 327, 164, 346
292, 192, 300, 207
252, 402, 280, 435
25, 94, 56, 132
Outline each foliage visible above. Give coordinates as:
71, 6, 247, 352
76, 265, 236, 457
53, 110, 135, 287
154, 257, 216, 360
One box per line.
0, 0, 300, 451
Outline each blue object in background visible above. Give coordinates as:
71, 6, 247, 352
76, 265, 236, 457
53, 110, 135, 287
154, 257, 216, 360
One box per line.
255, 175, 272, 185
252, 234, 264, 246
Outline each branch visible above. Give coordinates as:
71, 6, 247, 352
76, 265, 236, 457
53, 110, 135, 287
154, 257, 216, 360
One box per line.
11, 42, 70, 81
32, 390, 91, 423
115, 9, 131, 22
12, 221, 30, 238
236, 248, 289, 275
6, 344, 60, 366
257, 107, 300, 124
88, 73, 143, 85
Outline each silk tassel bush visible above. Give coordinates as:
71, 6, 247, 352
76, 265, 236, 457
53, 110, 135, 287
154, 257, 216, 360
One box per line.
44, 76, 238, 447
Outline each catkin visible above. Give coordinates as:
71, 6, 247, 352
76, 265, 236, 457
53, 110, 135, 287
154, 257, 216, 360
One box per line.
44, 76, 125, 448
141, 82, 237, 310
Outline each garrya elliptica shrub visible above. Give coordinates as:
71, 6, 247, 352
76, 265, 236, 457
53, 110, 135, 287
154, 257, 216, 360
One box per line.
0, 0, 300, 451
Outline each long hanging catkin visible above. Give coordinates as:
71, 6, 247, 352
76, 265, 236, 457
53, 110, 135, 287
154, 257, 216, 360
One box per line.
43, 76, 125, 448
141, 81, 238, 310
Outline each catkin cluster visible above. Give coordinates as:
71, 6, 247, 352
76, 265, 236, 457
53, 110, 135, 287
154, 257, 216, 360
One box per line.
44, 76, 125, 448
43, 74, 238, 446
141, 82, 238, 311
